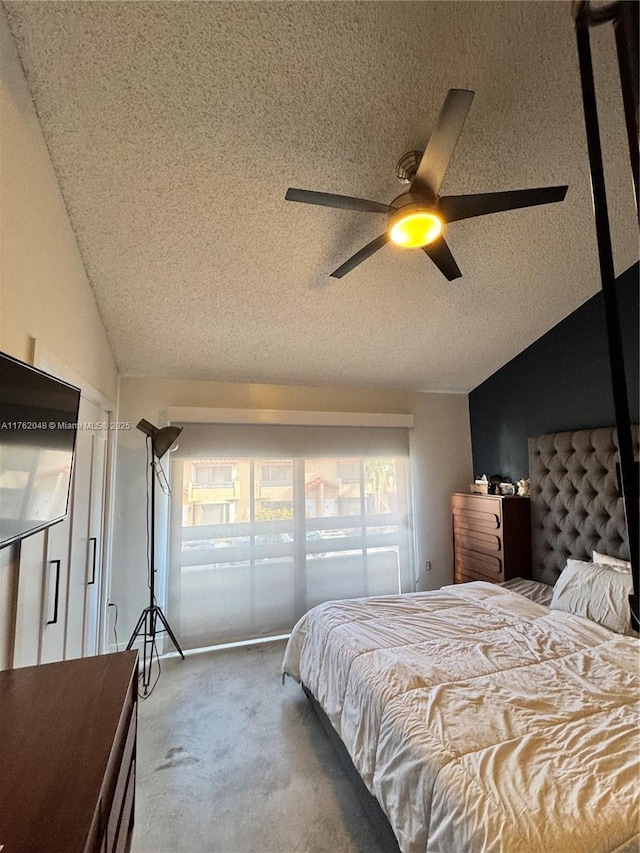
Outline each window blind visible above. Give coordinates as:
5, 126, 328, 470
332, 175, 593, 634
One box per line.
166, 422, 413, 649
169, 423, 409, 459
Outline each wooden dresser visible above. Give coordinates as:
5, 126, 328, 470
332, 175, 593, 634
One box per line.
452, 493, 531, 584
0, 650, 138, 853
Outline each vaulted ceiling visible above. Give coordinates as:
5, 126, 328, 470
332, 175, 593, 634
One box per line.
4, 1, 637, 391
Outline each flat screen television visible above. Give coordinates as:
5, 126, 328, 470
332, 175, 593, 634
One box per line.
0, 351, 81, 548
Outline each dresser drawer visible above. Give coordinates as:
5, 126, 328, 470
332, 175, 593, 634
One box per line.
455, 547, 503, 580
453, 510, 501, 534
453, 527, 501, 555
452, 493, 502, 517
452, 494, 502, 533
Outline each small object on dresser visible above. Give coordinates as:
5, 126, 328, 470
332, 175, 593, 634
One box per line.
471, 474, 489, 494
499, 482, 515, 496
488, 475, 502, 495
470, 482, 489, 494
517, 478, 530, 496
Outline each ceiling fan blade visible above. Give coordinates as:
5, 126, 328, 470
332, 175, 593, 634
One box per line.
330, 233, 390, 278
423, 236, 462, 281
411, 89, 475, 199
439, 185, 569, 223
285, 188, 391, 214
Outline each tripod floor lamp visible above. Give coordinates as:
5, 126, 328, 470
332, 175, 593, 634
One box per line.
127, 418, 185, 694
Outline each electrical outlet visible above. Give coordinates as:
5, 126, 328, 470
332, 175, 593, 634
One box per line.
425, 560, 432, 572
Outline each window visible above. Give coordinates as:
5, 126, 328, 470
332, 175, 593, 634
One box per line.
337, 460, 359, 482
337, 496, 361, 515
192, 463, 235, 485
261, 463, 293, 485
167, 424, 412, 649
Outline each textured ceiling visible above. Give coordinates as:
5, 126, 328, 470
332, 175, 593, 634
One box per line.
4, 1, 637, 392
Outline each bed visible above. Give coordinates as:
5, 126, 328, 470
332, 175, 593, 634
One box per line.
282, 426, 639, 853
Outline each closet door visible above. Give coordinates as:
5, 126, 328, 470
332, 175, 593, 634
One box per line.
64, 398, 109, 659
13, 532, 46, 667
40, 515, 72, 664
84, 405, 108, 656
63, 396, 93, 660
14, 514, 72, 667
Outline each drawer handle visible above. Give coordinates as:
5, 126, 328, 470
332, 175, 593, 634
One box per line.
88, 537, 97, 585
46, 559, 61, 625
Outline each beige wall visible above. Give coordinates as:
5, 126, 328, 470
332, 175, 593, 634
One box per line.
408, 392, 473, 589
0, 10, 118, 668
111, 377, 472, 637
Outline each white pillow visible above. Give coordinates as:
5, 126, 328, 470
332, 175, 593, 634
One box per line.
592, 550, 631, 571
550, 559, 634, 635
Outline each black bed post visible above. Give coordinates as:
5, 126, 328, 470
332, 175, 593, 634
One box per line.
572, 1, 639, 629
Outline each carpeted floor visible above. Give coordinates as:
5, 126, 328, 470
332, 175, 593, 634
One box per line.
132, 640, 398, 853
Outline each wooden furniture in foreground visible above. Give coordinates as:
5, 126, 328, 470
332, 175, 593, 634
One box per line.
452, 492, 531, 584
0, 650, 138, 853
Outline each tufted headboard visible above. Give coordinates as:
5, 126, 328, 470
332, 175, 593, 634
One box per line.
528, 425, 639, 585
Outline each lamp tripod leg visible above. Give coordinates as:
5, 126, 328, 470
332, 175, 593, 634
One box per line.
142, 608, 157, 694
155, 606, 185, 659
126, 608, 147, 651
125, 604, 185, 696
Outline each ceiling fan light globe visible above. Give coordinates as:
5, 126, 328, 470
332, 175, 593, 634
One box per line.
389, 211, 442, 248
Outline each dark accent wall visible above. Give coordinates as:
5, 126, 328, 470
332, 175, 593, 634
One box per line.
469, 262, 639, 482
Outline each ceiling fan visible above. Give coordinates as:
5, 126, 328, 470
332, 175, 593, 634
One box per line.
285, 89, 568, 281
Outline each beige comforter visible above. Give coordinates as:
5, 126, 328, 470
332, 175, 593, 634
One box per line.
282, 582, 640, 853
